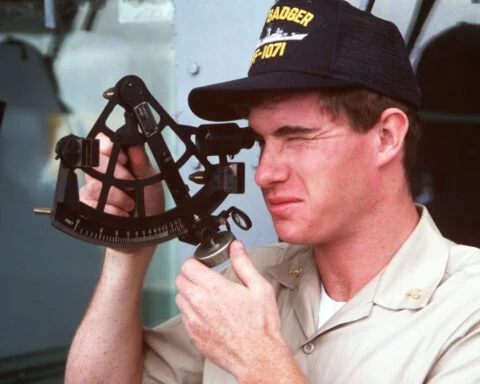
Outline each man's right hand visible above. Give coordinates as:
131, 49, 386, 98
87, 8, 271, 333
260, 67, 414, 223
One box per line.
79, 132, 165, 219
65, 133, 165, 384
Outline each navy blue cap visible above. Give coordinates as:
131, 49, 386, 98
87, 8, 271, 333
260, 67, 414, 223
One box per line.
189, 0, 421, 121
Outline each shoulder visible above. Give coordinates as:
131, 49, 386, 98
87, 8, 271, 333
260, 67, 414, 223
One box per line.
427, 244, 480, 380
445, 242, 480, 278
432, 242, 480, 323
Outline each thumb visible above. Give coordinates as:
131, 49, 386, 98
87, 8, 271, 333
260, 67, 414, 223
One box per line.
230, 240, 261, 288
127, 145, 154, 178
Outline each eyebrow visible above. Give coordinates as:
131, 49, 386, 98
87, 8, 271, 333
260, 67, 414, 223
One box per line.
273, 125, 320, 137
250, 125, 322, 141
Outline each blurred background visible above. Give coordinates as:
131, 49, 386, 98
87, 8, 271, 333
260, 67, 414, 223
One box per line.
0, 0, 479, 382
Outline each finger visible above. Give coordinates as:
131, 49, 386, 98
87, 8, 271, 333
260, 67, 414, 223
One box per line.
127, 145, 154, 179
81, 198, 130, 217
175, 294, 202, 343
229, 240, 262, 288
94, 153, 135, 181
144, 183, 166, 214
176, 274, 212, 314
175, 293, 192, 318
175, 277, 206, 320
80, 180, 135, 212
180, 257, 226, 288
96, 132, 128, 165
175, 274, 200, 298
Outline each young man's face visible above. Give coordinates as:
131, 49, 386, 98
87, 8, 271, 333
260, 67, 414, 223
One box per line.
249, 91, 380, 246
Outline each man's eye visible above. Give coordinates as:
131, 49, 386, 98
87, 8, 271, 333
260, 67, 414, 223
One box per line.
286, 136, 305, 142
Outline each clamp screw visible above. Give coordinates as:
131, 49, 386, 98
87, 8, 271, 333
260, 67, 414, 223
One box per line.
33, 207, 52, 215
103, 88, 115, 99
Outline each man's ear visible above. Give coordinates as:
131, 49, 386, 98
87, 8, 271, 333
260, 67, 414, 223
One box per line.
375, 107, 409, 168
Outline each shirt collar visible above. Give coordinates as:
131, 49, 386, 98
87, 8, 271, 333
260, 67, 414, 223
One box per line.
267, 245, 320, 337
266, 244, 315, 290
372, 205, 449, 310
266, 205, 449, 312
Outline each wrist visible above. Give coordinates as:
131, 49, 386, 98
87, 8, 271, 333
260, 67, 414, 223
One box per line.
237, 341, 308, 384
102, 246, 156, 289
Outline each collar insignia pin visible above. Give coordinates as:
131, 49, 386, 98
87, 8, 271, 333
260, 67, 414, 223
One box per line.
406, 288, 423, 300
288, 267, 303, 277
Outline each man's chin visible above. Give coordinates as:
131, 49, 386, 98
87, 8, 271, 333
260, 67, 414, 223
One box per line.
273, 225, 307, 244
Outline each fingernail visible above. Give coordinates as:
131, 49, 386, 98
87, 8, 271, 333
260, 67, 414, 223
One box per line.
231, 240, 244, 253
127, 199, 135, 211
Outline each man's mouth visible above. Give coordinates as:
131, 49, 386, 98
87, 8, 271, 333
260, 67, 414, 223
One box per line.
266, 196, 302, 215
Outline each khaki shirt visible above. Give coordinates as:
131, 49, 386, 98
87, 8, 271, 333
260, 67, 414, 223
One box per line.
143, 208, 480, 383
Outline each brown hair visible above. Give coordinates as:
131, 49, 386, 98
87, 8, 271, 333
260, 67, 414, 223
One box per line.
316, 89, 421, 181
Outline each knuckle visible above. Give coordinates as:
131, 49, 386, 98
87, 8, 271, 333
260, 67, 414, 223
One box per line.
181, 258, 195, 274
253, 280, 273, 297
114, 164, 132, 181
174, 293, 183, 309
94, 154, 110, 174
79, 181, 99, 201
263, 280, 274, 295
104, 205, 128, 217
187, 316, 203, 335
96, 133, 113, 155
79, 186, 87, 199
108, 187, 131, 208
83, 177, 101, 193
188, 291, 203, 308
250, 284, 265, 297
174, 275, 183, 290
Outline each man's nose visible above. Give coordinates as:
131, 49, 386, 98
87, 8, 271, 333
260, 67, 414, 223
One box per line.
254, 144, 288, 188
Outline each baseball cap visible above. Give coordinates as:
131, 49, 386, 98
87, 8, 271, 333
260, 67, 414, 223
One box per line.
188, 0, 421, 122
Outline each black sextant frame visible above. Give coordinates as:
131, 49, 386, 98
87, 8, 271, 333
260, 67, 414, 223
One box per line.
50, 75, 254, 253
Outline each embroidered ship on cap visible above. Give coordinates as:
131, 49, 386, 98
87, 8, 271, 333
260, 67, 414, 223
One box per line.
256, 27, 308, 48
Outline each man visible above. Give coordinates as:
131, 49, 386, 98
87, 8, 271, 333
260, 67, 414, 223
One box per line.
65, 1, 480, 383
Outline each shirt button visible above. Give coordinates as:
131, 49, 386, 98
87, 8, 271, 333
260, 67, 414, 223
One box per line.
302, 343, 315, 354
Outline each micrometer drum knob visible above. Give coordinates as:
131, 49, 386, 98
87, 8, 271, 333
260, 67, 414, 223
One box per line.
194, 231, 235, 268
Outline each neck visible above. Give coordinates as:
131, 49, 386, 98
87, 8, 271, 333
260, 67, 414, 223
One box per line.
314, 185, 420, 302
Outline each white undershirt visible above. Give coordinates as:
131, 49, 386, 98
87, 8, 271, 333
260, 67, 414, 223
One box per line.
318, 284, 346, 329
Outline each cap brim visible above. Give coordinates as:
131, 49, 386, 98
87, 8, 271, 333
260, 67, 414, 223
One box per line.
188, 71, 359, 122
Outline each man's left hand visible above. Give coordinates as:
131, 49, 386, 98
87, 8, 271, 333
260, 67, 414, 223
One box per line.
175, 240, 292, 382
